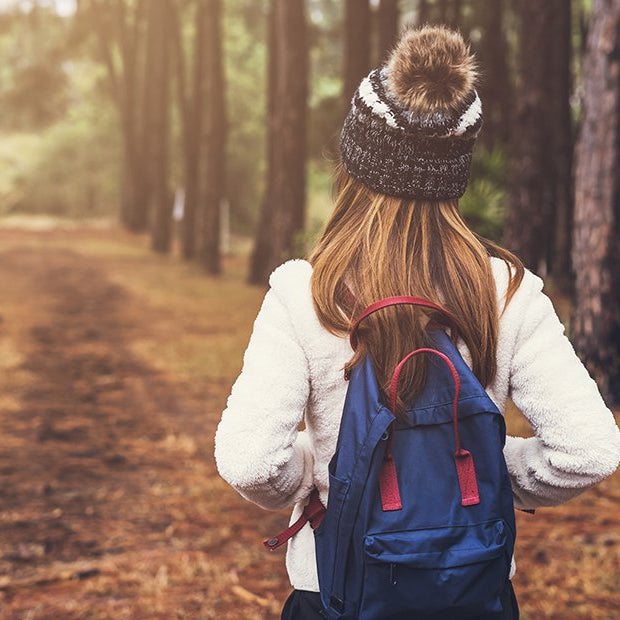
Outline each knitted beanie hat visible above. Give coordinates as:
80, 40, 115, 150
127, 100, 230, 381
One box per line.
340, 25, 482, 201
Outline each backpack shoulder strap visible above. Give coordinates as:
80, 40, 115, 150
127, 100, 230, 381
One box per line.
349, 296, 459, 350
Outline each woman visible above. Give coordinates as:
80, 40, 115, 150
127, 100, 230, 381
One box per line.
215, 25, 620, 619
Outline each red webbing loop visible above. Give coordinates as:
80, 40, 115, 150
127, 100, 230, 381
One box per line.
455, 449, 480, 506
378, 435, 402, 511
349, 296, 458, 351
382, 347, 480, 509
390, 348, 462, 451
264, 488, 325, 551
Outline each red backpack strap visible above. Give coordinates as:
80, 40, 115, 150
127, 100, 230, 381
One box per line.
264, 488, 325, 551
349, 296, 459, 351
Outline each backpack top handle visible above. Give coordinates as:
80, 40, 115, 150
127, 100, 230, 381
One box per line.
383, 347, 480, 509
349, 295, 459, 351
389, 348, 461, 450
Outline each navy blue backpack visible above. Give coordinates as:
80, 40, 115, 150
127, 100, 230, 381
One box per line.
266, 296, 516, 619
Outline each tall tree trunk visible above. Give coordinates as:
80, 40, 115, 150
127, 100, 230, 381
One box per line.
477, 0, 511, 148
547, 0, 574, 291
343, 0, 371, 109
249, 2, 277, 284
89, 0, 149, 232
172, 1, 206, 260
503, 0, 554, 272
186, 3, 206, 261
417, 0, 430, 25
377, 0, 399, 64
131, 1, 150, 233
249, 0, 308, 285
149, 0, 172, 253
450, 0, 463, 28
572, 0, 620, 405
428, 0, 461, 28
288, 0, 309, 236
438, 0, 449, 22
198, 0, 227, 274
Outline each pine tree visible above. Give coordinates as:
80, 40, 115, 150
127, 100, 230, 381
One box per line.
572, 0, 620, 405
249, 0, 308, 284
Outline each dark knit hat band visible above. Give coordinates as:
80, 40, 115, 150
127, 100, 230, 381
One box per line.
340, 68, 483, 200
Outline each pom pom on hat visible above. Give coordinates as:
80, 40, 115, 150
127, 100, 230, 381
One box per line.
385, 25, 477, 114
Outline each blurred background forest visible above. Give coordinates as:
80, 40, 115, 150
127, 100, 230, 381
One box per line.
1, 0, 619, 402
0, 0, 619, 618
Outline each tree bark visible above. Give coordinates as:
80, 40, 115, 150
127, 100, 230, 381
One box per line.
343, 0, 371, 109
123, 0, 150, 232
477, 0, 511, 148
171, 1, 206, 260
287, 0, 308, 237
426, 0, 461, 28
377, 0, 399, 64
148, 0, 172, 253
438, 0, 449, 23
547, 0, 574, 291
249, 0, 308, 285
89, 0, 149, 232
249, 2, 277, 284
198, 0, 227, 274
503, 0, 554, 272
572, 0, 620, 405
417, 0, 430, 25
451, 0, 462, 29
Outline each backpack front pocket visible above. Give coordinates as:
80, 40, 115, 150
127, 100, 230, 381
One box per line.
360, 520, 510, 619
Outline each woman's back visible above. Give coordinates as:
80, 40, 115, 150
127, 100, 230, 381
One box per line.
215, 255, 620, 591
215, 23, 620, 617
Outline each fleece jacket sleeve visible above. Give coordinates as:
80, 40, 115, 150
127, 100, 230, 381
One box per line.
503, 272, 620, 510
214, 286, 314, 511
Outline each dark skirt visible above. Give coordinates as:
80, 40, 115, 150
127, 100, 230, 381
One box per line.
281, 582, 519, 619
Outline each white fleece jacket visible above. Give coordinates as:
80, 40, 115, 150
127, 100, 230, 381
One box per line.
214, 258, 620, 592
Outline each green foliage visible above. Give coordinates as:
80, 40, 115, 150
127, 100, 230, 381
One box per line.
0, 7, 72, 130
293, 158, 334, 256
14, 106, 119, 217
307, 0, 344, 161
459, 146, 508, 241
308, 94, 342, 160
0, 6, 120, 217
0, 58, 120, 217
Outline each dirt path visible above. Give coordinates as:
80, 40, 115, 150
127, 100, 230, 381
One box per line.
0, 240, 288, 619
0, 229, 618, 619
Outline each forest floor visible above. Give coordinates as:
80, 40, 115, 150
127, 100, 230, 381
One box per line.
0, 222, 618, 619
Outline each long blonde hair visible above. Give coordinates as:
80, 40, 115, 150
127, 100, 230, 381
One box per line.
309, 162, 524, 420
